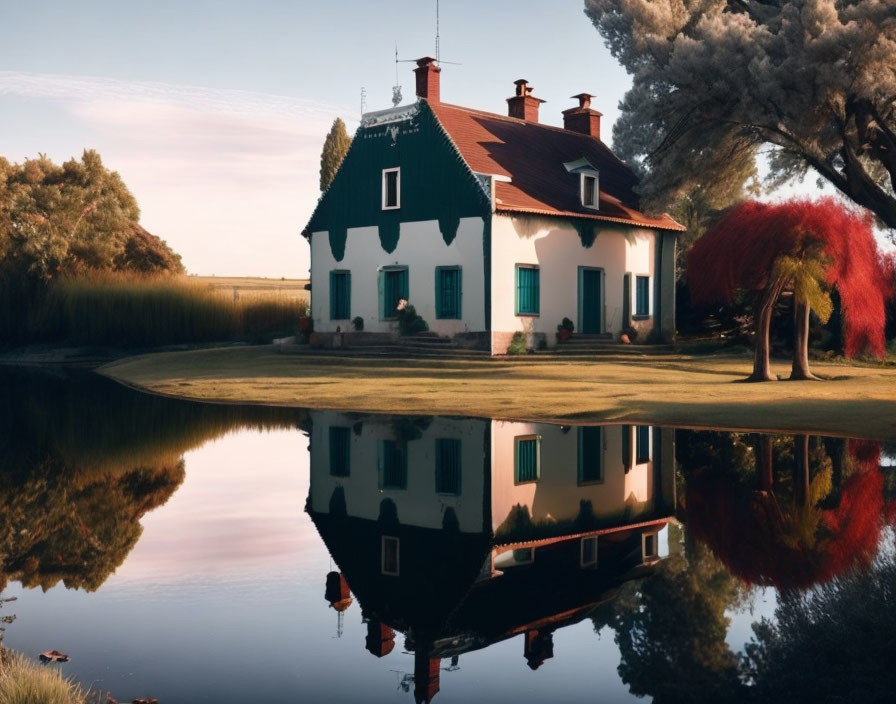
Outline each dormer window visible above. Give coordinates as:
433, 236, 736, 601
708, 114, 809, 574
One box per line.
581, 172, 599, 209
382, 167, 400, 210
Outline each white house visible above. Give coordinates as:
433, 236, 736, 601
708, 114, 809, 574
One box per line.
303, 58, 684, 354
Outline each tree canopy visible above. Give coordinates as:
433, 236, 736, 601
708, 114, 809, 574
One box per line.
319, 118, 352, 192
688, 197, 893, 380
0, 150, 183, 281
585, 1, 896, 232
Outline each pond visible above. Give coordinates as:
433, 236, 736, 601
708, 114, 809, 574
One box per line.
0, 367, 893, 703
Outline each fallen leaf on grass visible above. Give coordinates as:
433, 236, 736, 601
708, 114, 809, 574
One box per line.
39, 649, 69, 662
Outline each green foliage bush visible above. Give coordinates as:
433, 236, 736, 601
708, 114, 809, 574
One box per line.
506, 331, 527, 355
396, 304, 428, 336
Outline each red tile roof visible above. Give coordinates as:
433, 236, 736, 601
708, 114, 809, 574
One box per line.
429, 102, 685, 232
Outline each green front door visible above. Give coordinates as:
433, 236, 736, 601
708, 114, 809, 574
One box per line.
579, 268, 602, 334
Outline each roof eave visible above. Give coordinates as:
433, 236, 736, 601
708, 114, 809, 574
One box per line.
494, 206, 686, 232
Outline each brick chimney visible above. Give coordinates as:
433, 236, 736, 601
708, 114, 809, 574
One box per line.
414, 57, 441, 103
562, 93, 602, 139
507, 79, 545, 122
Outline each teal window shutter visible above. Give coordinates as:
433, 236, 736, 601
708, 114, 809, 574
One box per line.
622, 425, 632, 472
381, 267, 409, 319
435, 267, 462, 319
515, 436, 540, 483
435, 438, 462, 494
329, 426, 351, 477
515, 265, 540, 315
578, 427, 602, 483
636, 425, 651, 463
330, 271, 350, 320
380, 439, 407, 489
623, 272, 632, 324
635, 276, 649, 316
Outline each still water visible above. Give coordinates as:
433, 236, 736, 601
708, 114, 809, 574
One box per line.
0, 368, 893, 703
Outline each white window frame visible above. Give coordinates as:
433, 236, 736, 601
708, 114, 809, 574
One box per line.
580, 536, 599, 568
382, 167, 401, 210
580, 171, 599, 210
642, 531, 659, 563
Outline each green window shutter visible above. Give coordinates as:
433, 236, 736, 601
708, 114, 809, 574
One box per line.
578, 427, 602, 483
329, 426, 351, 477
380, 439, 407, 489
515, 436, 539, 483
381, 268, 409, 319
435, 438, 462, 494
636, 425, 651, 463
636, 276, 649, 316
623, 272, 632, 324
516, 266, 540, 315
435, 267, 462, 319
622, 425, 632, 473
330, 271, 350, 320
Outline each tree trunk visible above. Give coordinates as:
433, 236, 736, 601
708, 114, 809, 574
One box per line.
789, 299, 822, 380
756, 434, 774, 492
747, 280, 785, 382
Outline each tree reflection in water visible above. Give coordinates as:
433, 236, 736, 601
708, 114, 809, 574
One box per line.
0, 367, 306, 594
595, 430, 895, 703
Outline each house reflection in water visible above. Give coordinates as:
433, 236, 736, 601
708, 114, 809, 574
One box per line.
307, 413, 676, 703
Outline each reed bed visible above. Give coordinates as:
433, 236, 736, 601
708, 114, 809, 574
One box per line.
6, 273, 307, 347
0, 649, 97, 704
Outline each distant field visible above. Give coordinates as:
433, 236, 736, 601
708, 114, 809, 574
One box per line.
188, 276, 310, 304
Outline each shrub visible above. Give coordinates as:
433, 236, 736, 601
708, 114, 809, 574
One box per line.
507, 331, 527, 355
396, 303, 428, 336
352, 316, 364, 331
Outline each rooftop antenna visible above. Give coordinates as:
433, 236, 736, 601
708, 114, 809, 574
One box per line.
360, 86, 367, 117
436, 0, 440, 63
392, 44, 403, 106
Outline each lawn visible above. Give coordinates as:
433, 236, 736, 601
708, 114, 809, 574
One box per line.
98, 346, 896, 440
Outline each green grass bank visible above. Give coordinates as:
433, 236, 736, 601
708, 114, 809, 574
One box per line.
99, 346, 896, 440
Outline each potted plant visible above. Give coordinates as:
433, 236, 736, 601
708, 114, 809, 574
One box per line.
556, 317, 575, 342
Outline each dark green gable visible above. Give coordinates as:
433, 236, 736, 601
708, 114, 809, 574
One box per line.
303, 101, 491, 261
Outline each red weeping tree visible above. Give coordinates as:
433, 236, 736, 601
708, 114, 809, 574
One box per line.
684, 438, 884, 591
688, 198, 894, 381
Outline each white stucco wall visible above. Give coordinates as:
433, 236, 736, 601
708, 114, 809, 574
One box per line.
308, 411, 487, 533
310, 216, 486, 335
490, 421, 656, 534
489, 215, 657, 345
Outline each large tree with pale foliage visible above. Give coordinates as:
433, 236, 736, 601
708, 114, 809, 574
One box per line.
585, 1, 896, 233
319, 118, 352, 192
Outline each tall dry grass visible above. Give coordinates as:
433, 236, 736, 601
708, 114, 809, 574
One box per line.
6, 273, 307, 347
0, 649, 99, 704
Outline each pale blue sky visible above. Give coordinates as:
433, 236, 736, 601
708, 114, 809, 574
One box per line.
0, 1, 632, 276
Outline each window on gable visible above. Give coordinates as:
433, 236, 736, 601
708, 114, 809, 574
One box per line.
435, 438, 462, 495
515, 265, 540, 316
635, 276, 650, 317
642, 531, 659, 563
329, 426, 351, 477
581, 172, 599, 209
382, 168, 400, 210
515, 435, 540, 483
329, 270, 351, 320
580, 536, 598, 568
435, 266, 462, 319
